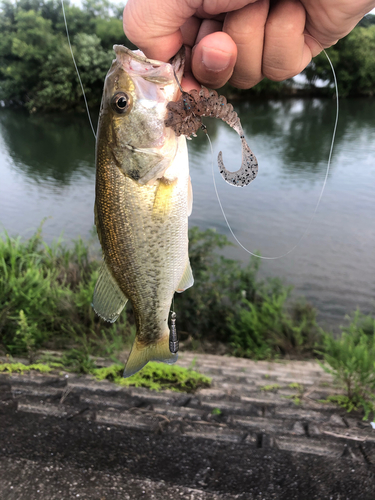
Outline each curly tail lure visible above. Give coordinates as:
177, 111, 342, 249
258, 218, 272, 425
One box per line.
165, 86, 258, 187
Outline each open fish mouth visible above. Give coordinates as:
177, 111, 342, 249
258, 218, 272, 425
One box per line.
113, 44, 185, 90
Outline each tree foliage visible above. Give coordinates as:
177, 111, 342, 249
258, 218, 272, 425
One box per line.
0, 0, 133, 112
1, 1, 374, 110
304, 20, 375, 97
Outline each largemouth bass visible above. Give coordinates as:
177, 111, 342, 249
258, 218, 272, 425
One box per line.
93, 45, 193, 377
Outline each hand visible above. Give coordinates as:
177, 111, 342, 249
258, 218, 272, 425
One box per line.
123, 0, 375, 90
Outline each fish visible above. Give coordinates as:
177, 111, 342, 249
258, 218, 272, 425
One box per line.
93, 45, 194, 378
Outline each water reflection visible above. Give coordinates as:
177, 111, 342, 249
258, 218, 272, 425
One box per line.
0, 108, 97, 186
1, 98, 375, 329
187, 99, 341, 181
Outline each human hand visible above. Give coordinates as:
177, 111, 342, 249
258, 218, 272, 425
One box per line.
123, 0, 375, 90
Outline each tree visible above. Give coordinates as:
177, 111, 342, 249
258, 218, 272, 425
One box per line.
0, 0, 133, 111
0, 8, 58, 105
304, 25, 375, 97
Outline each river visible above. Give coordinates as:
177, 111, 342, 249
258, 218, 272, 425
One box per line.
1, 98, 374, 330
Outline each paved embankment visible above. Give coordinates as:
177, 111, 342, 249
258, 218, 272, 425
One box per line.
1, 352, 374, 499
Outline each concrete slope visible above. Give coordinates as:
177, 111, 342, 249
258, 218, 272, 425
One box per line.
1, 352, 374, 499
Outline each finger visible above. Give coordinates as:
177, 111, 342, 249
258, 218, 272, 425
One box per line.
180, 17, 201, 48
304, 0, 375, 49
224, 0, 270, 88
262, 0, 312, 81
195, 19, 223, 44
123, 0, 256, 62
191, 31, 238, 88
180, 46, 202, 91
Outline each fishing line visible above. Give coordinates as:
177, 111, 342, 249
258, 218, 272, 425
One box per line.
207, 38, 339, 260
61, 0, 97, 139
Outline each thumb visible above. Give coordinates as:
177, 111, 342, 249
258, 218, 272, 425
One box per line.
191, 32, 237, 88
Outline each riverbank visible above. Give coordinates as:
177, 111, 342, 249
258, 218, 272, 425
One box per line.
1, 226, 375, 422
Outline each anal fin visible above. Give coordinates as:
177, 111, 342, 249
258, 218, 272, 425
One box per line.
123, 334, 177, 378
92, 261, 128, 323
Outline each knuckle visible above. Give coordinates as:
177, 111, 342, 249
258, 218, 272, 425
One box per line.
229, 75, 262, 89
263, 66, 294, 81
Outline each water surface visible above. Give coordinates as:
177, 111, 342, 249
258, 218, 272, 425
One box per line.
1, 99, 374, 329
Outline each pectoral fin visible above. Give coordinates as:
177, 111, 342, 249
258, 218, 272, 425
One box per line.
152, 177, 178, 220
123, 334, 177, 378
92, 261, 128, 323
176, 260, 194, 292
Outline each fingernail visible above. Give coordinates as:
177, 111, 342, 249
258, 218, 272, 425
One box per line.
201, 46, 233, 72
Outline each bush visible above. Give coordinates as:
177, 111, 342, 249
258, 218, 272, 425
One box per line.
175, 227, 261, 343
0, 224, 323, 362
0, 222, 131, 357
229, 294, 321, 359
318, 311, 375, 419
175, 227, 321, 358
0, 225, 64, 353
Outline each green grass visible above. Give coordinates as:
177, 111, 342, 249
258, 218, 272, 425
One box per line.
288, 383, 304, 391
317, 311, 375, 420
0, 224, 325, 363
175, 228, 322, 360
0, 360, 211, 393
0, 362, 53, 373
2, 223, 375, 406
282, 394, 303, 406
260, 384, 281, 392
0, 222, 132, 360
93, 362, 211, 392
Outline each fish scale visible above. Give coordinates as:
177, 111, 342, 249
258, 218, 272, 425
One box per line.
93, 46, 193, 377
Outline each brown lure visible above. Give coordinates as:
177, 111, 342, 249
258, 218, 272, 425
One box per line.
165, 86, 258, 187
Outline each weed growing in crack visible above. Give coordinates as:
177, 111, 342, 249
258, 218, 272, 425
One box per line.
317, 311, 375, 420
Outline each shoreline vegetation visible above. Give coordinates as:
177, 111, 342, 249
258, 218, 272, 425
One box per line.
1, 224, 375, 418
0, 0, 375, 113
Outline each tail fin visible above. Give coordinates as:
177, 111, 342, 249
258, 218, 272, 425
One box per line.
123, 332, 177, 378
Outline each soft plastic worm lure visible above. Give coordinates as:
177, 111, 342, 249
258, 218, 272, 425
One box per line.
165, 86, 258, 187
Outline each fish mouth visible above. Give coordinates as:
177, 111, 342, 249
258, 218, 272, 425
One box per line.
113, 45, 185, 88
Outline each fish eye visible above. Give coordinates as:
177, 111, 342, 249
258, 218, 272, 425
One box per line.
111, 92, 131, 114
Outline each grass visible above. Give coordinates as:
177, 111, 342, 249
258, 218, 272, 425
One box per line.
260, 384, 281, 392
1, 224, 375, 415
0, 221, 132, 360
175, 227, 322, 359
0, 224, 324, 363
283, 394, 303, 406
0, 362, 53, 373
0, 360, 211, 393
93, 362, 211, 392
325, 395, 365, 414
317, 311, 375, 420
288, 383, 304, 391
